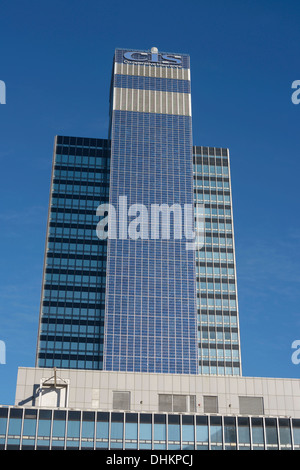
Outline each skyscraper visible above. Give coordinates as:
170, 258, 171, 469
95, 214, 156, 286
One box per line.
104, 48, 197, 375
36, 137, 111, 370
193, 145, 241, 376
36, 48, 241, 377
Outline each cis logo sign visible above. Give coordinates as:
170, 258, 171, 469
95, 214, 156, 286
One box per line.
123, 49, 182, 66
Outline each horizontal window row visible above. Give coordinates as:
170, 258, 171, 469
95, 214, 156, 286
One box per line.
44, 282, 107, 292
3, 407, 297, 450
196, 266, 235, 276
56, 145, 110, 158
49, 207, 232, 223
199, 348, 240, 360
49, 228, 101, 239
203, 238, 233, 248
39, 344, 102, 355
193, 145, 228, 156
197, 282, 236, 293
104, 352, 196, 362
39, 331, 103, 340
198, 330, 239, 342
105, 323, 197, 333
201, 205, 232, 216
45, 261, 105, 271
198, 314, 238, 326
42, 300, 105, 310
52, 192, 107, 203
198, 276, 235, 284
104, 360, 196, 376
38, 358, 102, 370
39, 341, 103, 351
47, 243, 103, 254
45, 264, 106, 275
194, 164, 229, 175
56, 135, 109, 146
197, 298, 237, 309
43, 290, 104, 301
196, 188, 231, 196
41, 312, 104, 321
199, 365, 240, 377
55, 154, 109, 167
38, 353, 101, 365
51, 198, 104, 209
112, 115, 192, 125
54, 169, 109, 182
50, 212, 104, 224
195, 251, 234, 262
41, 314, 104, 325
54, 163, 109, 173
114, 74, 191, 93
49, 220, 101, 230
53, 177, 109, 189
195, 193, 231, 203
194, 179, 230, 189
46, 251, 107, 261
112, 165, 193, 174
52, 184, 109, 195
40, 323, 102, 334
204, 222, 232, 230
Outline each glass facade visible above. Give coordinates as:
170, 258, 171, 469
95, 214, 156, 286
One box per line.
103, 49, 198, 374
36, 136, 110, 370
35, 49, 242, 377
1, 407, 298, 450
193, 146, 241, 376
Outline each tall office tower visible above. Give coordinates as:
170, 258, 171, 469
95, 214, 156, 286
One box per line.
35, 48, 242, 377
104, 48, 198, 375
36, 137, 110, 370
193, 146, 241, 376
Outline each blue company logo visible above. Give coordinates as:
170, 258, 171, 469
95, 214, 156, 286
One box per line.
123, 50, 182, 66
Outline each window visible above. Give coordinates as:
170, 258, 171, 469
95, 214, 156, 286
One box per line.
37, 409, 52, 450
81, 411, 95, 449
182, 415, 195, 449
292, 419, 300, 446
203, 396, 218, 414
251, 417, 264, 449
237, 417, 250, 449
154, 414, 166, 448
196, 416, 208, 450
224, 417, 236, 449
66, 411, 80, 449
113, 391, 130, 411
139, 414, 152, 447
96, 412, 109, 449
52, 410, 66, 449
22, 409, 37, 450
125, 413, 138, 449
265, 418, 278, 449
111, 413, 124, 449
168, 415, 180, 446
239, 396, 264, 415
278, 418, 292, 449
210, 416, 222, 449
0, 408, 8, 450
158, 394, 196, 413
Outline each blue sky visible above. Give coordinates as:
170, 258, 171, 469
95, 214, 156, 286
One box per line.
0, 0, 300, 405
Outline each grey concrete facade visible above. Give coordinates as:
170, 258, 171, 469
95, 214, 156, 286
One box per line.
14, 367, 300, 418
